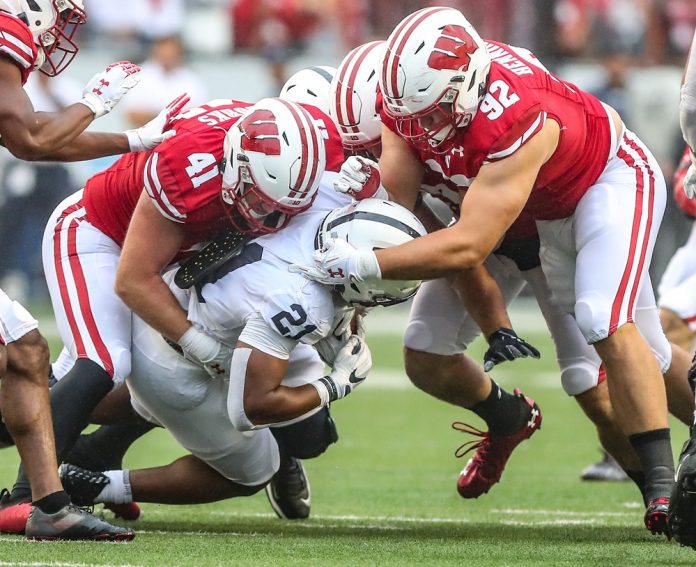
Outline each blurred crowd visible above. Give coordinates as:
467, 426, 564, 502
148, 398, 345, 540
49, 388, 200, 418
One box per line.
2, 0, 696, 302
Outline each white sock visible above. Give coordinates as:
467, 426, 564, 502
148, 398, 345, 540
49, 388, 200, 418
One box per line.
96, 469, 133, 504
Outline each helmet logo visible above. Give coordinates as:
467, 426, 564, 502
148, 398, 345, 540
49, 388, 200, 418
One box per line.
239, 109, 281, 156
428, 25, 478, 72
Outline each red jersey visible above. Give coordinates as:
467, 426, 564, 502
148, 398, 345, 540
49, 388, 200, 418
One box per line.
83, 99, 343, 250
674, 146, 696, 219
381, 41, 612, 236
0, 12, 38, 85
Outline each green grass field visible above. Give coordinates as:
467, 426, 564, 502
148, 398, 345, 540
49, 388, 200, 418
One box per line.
0, 306, 695, 566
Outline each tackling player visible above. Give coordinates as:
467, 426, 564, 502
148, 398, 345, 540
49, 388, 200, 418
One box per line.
329, 40, 695, 503
0, 97, 332, 533
56, 194, 424, 512
0, 0, 179, 540
296, 7, 676, 536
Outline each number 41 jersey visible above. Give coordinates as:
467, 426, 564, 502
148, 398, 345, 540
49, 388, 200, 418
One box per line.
83, 99, 343, 251
382, 41, 614, 224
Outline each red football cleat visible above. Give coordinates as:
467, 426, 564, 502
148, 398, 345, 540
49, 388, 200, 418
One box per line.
645, 497, 671, 538
104, 501, 141, 521
0, 490, 31, 534
454, 388, 542, 499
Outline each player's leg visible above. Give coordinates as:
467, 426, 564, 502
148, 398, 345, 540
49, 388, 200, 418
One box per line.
566, 130, 672, 534
657, 221, 696, 351
403, 257, 541, 499
4, 194, 130, 517
61, 321, 278, 506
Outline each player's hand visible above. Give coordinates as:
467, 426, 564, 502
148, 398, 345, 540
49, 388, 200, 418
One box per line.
685, 160, 696, 199
79, 61, 141, 118
334, 156, 386, 200
315, 311, 366, 365
125, 93, 190, 152
177, 326, 233, 379
483, 327, 540, 372
312, 335, 372, 404
289, 238, 381, 285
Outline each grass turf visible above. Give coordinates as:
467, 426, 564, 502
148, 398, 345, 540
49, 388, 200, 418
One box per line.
0, 315, 694, 566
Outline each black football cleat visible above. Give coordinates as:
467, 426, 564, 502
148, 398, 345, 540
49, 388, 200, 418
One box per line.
25, 504, 134, 541
59, 463, 111, 506
669, 435, 696, 549
265, 457, 311, 520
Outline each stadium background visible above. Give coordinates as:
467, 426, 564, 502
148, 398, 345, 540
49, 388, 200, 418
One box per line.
2, 1, 696, 565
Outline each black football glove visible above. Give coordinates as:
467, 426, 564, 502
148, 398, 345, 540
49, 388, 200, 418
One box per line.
483, 327, 541, 372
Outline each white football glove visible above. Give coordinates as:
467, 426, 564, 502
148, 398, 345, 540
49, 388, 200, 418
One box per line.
125, 93, 190, 152
289, 237, 381, 285
313, 310, 368, 365
79, 61, 141, 118
311, 333, 372, 405
334, 156, 387, 200
685, 160, 696, 199
177, 326, 233, 379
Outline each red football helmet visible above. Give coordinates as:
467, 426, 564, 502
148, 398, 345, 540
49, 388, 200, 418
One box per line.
0, 0, 86, 76
380, 7, 491, 150
220, 98, 327, 235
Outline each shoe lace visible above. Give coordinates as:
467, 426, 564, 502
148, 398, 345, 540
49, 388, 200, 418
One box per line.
452, 422, 491, 460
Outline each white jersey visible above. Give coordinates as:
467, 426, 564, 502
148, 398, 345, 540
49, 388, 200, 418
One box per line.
174, 171, 352, 359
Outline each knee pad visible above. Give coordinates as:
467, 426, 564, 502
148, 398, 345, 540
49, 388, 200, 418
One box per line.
574, 292, 612, 343
560, 359, 601, 397
111, 350, 132, 387
270, 406, 339, 460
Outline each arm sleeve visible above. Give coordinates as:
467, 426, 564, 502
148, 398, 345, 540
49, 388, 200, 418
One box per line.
238, 313, 296, 359
681, 31, 696, 151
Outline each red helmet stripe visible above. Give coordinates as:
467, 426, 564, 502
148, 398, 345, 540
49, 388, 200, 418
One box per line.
336, 42, 381, 136
384, 7, 449, 101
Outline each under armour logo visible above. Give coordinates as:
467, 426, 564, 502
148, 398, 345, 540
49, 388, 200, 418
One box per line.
450, 146, 465, 157
328, 268, 345, 279
527, 408, 539, 428
209, 363, 226, 375
92, 78, 110, 96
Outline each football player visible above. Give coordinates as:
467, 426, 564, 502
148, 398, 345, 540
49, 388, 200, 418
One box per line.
0, 97, 332, 533
329, 40, 694, 502
296, 7, 677, 536
58, 197, 424, 511
668, 29, 696, 550
0, 0, 180, 540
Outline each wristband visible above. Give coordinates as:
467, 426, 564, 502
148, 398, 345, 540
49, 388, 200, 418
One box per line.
310, 377, 332, 406
125, 129, 144, 152
78, 94, 102, 118
177, 326, 219, 363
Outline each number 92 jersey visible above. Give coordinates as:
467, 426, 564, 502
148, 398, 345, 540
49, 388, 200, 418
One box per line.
381, 41, 614, 225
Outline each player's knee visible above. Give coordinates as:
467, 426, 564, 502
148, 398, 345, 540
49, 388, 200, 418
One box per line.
7, 330, 49, 380
574, 294, 612, 344
271, 406, 339, 460
560, 362, 599, 397
111, 351, 131, 387
404, 347, 432, 390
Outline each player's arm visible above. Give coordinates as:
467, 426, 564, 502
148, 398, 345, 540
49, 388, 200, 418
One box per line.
375, 119, 560, 280
229, 316, 371, 429
114, 190, 189, 342
379, 124, 425, 209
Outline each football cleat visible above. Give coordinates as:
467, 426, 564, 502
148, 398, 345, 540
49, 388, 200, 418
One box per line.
59, 463, 110, 506
454, 388, 542, 499
265, 457, 311, 520
104, 501, 141, 521
0, 488, 30, 534
645, 497, 671, 538
580, 450, 629, 482
669, 435, 696, 549
25, 504, 135, 541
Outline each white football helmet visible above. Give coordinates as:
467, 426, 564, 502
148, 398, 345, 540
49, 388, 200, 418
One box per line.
316, 199, 426, 307
279, 66, 337, 115
0, 0, 86, 75
330, 41, 386, 155
221, 97, 327, 235
379, 6, 490, 149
